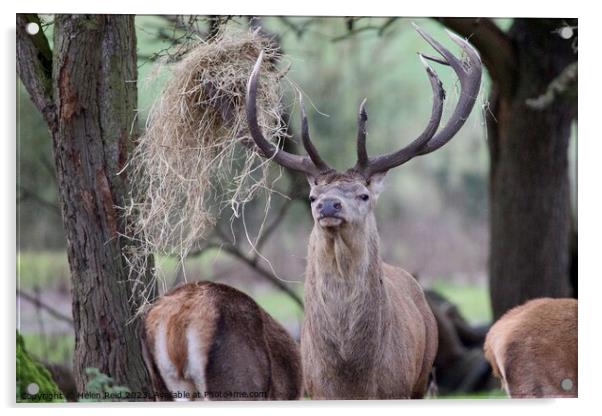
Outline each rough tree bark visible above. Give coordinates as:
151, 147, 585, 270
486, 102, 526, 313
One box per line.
440, 18, 577, 319
17, 14, 155, 396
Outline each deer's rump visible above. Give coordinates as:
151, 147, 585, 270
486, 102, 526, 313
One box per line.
143, 282, 302, 401
484, 298, 577, 398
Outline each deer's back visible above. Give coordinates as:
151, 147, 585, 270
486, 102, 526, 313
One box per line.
144, 282, 302, 400
484, 298, 577, 398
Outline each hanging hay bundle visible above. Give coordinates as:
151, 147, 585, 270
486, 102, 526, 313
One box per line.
124, 28, 287, 280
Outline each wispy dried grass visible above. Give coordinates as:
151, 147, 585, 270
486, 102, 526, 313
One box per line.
122, 27, 288, 306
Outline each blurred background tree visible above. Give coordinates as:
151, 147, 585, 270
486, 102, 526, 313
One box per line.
439, 18, 578, 318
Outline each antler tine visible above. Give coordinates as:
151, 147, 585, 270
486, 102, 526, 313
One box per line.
414, 25, 483, 155
246, 51, 326, 176
359, 53, 446, 176
356, 98, 369, 170
299, 92, 332, 172
359, 25, 482, 176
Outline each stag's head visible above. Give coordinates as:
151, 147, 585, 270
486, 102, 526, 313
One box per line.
245, 24, 482, 232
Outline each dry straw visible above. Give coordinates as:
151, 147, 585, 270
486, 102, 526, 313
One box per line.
122, 27, 288, 300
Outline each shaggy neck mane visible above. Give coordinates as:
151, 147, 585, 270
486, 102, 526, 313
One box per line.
309, 220, 382, 284
304, 216, 387, 377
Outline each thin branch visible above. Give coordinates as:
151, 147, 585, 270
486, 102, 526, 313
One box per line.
526, 61, 577, 110
277, 17, 305, 39
17, 184, 61, 216
38, 153, 57, 178
330, 17, 400, 43
170, 243, 213, 289
137, 15, 205, 65
180, 225, 304, 309
276, 17, 318, 40
16, 14, 57, 133
216, 243, 304, 309
208, 16, 231, 39
248, 16, 281, 53
332, 26, 381, 42
436, 18, 516, 96
254, 197, 294, 253
17, 289, 74, 325
159, 15, 203, 36
378, 17, 399, 36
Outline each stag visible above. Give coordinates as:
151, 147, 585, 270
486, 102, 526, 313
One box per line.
484, 298, 578, 398
143, 282, 303, 400
245, 24, 482, 399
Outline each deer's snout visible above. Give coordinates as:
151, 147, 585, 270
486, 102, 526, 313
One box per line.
317, 198, 343, 217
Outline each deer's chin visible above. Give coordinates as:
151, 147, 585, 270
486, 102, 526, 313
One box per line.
318, 217, 344, 228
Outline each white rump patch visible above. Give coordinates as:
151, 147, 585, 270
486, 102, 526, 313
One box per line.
185, 326, 208, 399
154, 323, 195, 400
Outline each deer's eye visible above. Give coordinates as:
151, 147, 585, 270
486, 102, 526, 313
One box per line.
309, 196, 317, 203
359, 194, 370, 201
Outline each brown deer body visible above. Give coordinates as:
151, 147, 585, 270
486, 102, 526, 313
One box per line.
484, 298, 578, 398
245, 25, 482, 399
302, 192, 438, 398
143, 282, 302, 400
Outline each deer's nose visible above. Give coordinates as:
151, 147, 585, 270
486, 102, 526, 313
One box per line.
317, 198, 342, 217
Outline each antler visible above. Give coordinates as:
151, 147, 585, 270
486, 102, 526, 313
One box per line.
245, 25, 482, 180
355, 23, 482, 177
245, 51, 333, 177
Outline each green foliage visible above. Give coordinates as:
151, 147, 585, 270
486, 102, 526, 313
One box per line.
82, 368, 130, 402
431, 280, 492, 323
21, 333, 74, 365
17, 251, 70, 290
437, 389, 507, 399
17, 84, 64, 251
255, 287, 304, 322
16, 331, 65, 403
17, 250, 493, 324
254, 279, 492, 324
16, 250, 214, 292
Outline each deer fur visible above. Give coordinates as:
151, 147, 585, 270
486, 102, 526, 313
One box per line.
242, 24, 480, 400
301, 172, 438, 399
143, 282, 303, 401
484, 298, 577, 398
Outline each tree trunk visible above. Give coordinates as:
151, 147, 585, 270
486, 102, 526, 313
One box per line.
488, 19, 577, 319
48, 15, 153, 395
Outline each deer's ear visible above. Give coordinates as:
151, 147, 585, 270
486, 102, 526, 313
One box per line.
367, 172, 387, 198
306, 174, 318, 188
